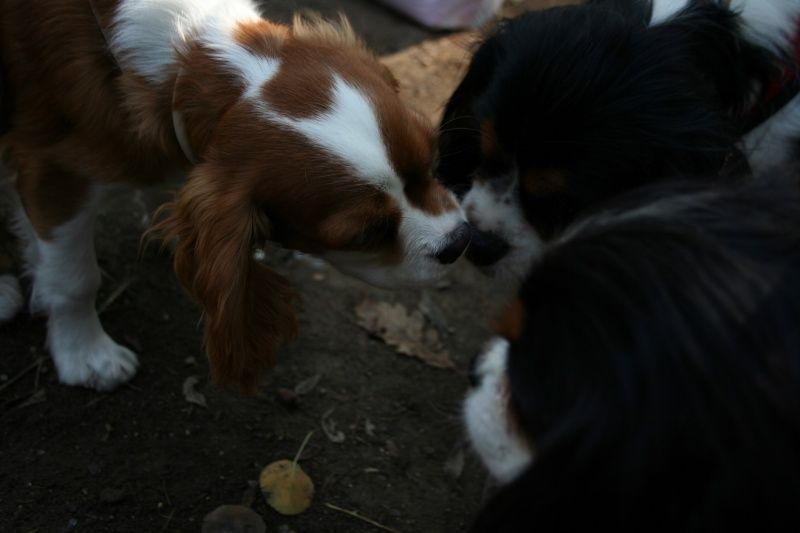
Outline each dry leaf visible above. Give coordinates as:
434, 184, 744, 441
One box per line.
294, 374, 321, 395
259, 460, 314, 516
321, 408, 346, 443
364, 419, 377, 438
355, 300, 454, 369
182, 376, 207, 408
443, 448, 466, 480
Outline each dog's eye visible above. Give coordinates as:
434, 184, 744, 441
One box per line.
347, 216, 399, 250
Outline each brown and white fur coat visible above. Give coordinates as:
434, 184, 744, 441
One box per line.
0, 0, 470, 392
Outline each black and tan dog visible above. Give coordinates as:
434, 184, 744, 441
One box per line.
464, 178, 800, 531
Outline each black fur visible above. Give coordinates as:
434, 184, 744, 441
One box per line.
471, 178, 800, 532
439, 2, 779, 240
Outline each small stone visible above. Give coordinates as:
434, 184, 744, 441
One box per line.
384, 440, 399, 457
99, 487, 126, 504
276, 388, 299, 408
202, 505, 266, 533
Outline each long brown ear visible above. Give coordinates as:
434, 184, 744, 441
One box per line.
149, 166, 297, 393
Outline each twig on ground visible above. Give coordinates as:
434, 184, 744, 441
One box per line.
324, 503, 400, 533
98, 276, 136, 314
0, 358, 44, 394
158, 508, 175, 533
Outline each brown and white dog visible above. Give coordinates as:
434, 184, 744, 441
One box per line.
0, 0, 470, 392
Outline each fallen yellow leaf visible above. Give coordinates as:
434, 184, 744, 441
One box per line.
259, 459, 314, 515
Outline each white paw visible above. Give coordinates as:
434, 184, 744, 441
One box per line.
52, 334, 140, 391
0, 274, 23, 322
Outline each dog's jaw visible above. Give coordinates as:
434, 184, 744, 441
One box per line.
464, 337, 533, 484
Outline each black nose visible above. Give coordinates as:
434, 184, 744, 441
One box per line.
468, 352, 481, 387
465, 228, 510, 267
434, 222, 472, 265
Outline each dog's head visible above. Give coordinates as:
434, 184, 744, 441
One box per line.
439, 2, 774, 279
154, 15, 469, 391
464, 181, 800, 531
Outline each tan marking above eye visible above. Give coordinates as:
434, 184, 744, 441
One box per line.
521, 169, 566, 197
495, 298, 525, 342
479, 118, 515, 176
480, 119, 501, 160
403, 179, 458, 215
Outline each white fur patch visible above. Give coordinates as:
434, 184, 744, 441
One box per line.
729, 0, 800, 54
743, 94, 800, 173
200, 28, 281, 99
20, 186, 139, 391
464, 337, 533, 483
650, 0, 691, 24
462, 181, 543, 281
261, 75, 398, 190
650, 0, 800, 54
111, 0, 262, 83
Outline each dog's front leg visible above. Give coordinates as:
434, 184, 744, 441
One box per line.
15, 176, 139, 391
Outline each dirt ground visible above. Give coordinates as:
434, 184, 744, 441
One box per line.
0, 1, 566, 532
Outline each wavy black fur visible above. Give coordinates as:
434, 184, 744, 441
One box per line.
439, 1, 779, 238
471, 177, 800, 532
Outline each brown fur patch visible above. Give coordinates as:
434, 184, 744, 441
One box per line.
317, 191, 401, 251
173, 43, 245, 161
521, 169, 566, 197
404, 179, 456, 216
14, 153, 90, 239
479, 118, 514, 176
205, 103, 404, 263
261, 41, 335, 119
1, 0, 184, 235
496, 298, 525, 342
148, 164, 298, 394
291, 13, 359, 48
263, 23, 450, 216
234, 19, 288, 56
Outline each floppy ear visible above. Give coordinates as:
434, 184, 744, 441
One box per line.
646, 3, 777, 120
150, 165, 297, 393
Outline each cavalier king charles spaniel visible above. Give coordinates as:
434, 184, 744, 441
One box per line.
438, 0, 800, 279
464, 178, 800, 532
0, 0, 471, 392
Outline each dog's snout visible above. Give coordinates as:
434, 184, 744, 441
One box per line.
434, 222, 472, 265
465, 228, 510, 267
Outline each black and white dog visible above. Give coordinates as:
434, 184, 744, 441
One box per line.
439, 0, 800, 278
464, 179, 800, 531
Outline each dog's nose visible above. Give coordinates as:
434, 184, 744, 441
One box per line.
465, 228, 510, 266
434, 222, 472, 265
